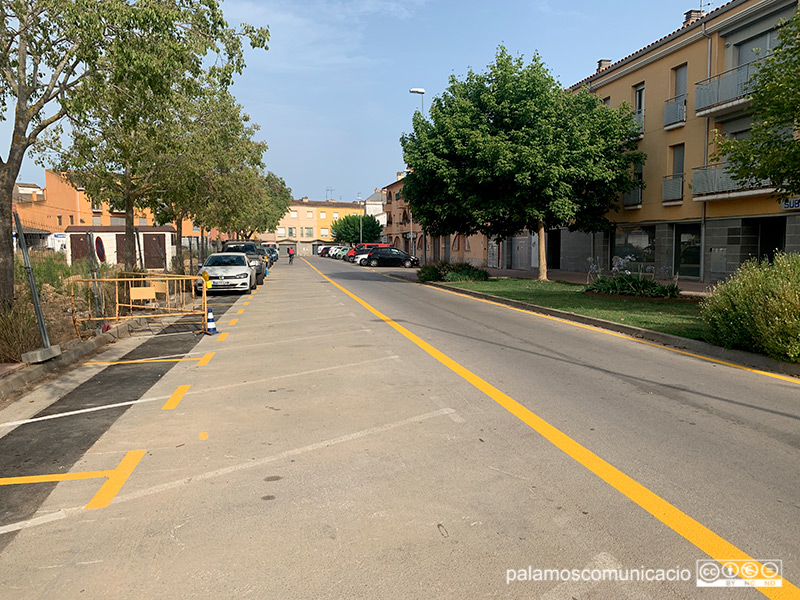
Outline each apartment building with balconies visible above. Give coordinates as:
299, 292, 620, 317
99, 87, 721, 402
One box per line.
260, 198, 365, 256
567, 0, 799, 282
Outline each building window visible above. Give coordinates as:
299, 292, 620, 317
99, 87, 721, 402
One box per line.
602, 96, 611, 106
320, 211, 326, 219
633, 83, 645, 133
306, 211, 313, 219
452, 236, 459, 251
290, 210, 297, 218
613, 225, 655, 267
333, 212, 339, 219
304, 227, 313, 238
277, 227, 286, 237
193, 222, 200, 233
465, 237, 471, 252
57, 215, 62, 226
92, 216, 102, 226
139, 217, 147, 226
110, 216, 125, 226
91, 200, 102, 212
288, 227, 296, 238
321, 228, 329, 238
675, 224, 701, 278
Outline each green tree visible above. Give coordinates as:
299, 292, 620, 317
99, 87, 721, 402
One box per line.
0, 1, 268, 297
330, 214, 382, 245
400, 47, 643, 280
717, 12, 800, 195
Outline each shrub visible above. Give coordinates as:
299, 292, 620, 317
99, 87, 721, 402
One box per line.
587, 274, 681, 298
417, 261, 489, 282
0, 297, 41, 362
701, 252, 800, 362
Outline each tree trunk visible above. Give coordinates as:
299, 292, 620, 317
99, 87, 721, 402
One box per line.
174, 214, 185, 274
537, 220, 548, 281
124, 163, 136, 271
0, 149, 27, 304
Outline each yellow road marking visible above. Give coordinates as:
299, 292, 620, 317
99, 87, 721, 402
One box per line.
244, 301, 250, 305
161, 385, 192, 410
85, 450, 146, 510
197, 352, 215, 366
228, 318, 239, 326
427, 284, 800, 386
86, 356, 202, 366
306, 260, 797, 599
199, 432, 208, 440
237, 308, 245, 314
248, 295, 254, 299
217, 332, 229, 342
0, 451, 146, 511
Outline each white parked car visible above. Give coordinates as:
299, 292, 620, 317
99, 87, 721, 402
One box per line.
354, 251, 371, 265
195, 252, 255, 294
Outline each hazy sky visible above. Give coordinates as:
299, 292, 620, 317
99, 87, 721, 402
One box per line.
8, 0, 722, 203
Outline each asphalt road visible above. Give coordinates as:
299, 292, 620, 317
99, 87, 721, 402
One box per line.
0, 256, 797, 599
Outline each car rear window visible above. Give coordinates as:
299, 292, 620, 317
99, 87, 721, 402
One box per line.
206, 255, 247, 267
224, 243, 256, 253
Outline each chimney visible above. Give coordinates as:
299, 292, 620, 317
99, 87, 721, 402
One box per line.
683, 9, 704, 26
597, 59, 611, 72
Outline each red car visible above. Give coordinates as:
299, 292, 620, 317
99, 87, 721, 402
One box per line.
346, 243, 389, 262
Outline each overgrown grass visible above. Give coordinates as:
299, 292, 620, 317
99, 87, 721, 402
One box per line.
444, 278, 706, 340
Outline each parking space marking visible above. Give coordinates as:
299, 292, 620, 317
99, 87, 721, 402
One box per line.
86, 352, 214, 367
196, 352, 215, 366
228, 319, 239, 325
161, 385, 192, 410
0, 450, 146, 511
307, 260, 797, 600
84, 450, 147, 509
199, 432, 208, 440
244, 302, 250, 305
236, 308, 245, 314
217, 332, 229, 342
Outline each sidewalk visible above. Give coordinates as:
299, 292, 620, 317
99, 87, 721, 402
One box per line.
484, 267, 713, 295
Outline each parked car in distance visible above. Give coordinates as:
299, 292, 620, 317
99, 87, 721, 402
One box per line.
366, 247, 419, 268
319, 246, 333, 257
195, 252, 255, 294
256, 247, 273, 269
354, 251, 371, 265
222, 240, 266, 284
264, 246, 278, 264
330, 246, 349, 259
346, 243, 390, 262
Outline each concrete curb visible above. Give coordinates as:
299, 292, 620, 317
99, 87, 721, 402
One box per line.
391, 272, 800, 379
0, 321, 141, 398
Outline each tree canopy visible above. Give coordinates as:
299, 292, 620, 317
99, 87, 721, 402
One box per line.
400, 47, 644, 279
717, 11, 800, 196
330, 214, 382, 245
0, 0, 268, 298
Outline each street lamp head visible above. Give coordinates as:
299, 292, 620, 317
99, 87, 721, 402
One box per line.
409, 88, 425, 95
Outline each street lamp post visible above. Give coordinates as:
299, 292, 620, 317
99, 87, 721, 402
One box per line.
409, 88, 425, 114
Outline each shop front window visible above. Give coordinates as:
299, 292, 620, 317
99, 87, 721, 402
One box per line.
613, 225, 655, 269
675, 224, 701, 278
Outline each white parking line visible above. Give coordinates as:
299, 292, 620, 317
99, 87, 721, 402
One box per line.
0, 408, 457, 535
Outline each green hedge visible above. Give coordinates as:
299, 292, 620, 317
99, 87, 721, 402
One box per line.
701, 252, 800, 363
417, 261, 489, 283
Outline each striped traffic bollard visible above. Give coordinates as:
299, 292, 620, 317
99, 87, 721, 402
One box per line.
206, 308, 217, 335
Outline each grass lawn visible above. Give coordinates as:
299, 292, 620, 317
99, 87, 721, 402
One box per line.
444, 279, 707, 340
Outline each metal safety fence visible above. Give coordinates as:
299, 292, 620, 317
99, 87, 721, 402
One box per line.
70, 273, 208, 336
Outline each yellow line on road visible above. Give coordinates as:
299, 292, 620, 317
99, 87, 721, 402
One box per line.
197, 352, 215, 366
237, 308, 245, 314
244, 301, 250, 305
162, 385, 192, 410
217, 332, 229, 342
86, 356, 201, 366
85, 450, 146, 510
199, 432, 208, 440
0, 470, 114, 486
228, 319, 239, 326
427, 284, 800, 386
0, 450, 147, 511
306, 259, 797, 599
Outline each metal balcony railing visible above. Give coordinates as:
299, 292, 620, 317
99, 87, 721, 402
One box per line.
695, 58, 766, 112
664, 94, 686, 127
623, 186, 642, 207
632, 109, 644, 135
691, 162, 770, 196
662, 174, 684, 202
